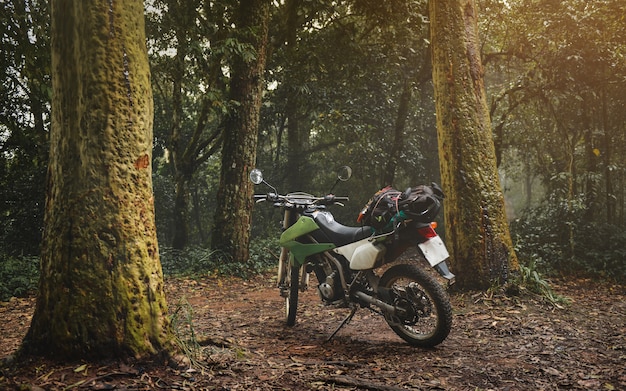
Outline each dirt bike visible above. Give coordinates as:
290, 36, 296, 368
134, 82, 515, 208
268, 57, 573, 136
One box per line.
250, 166, 455, 347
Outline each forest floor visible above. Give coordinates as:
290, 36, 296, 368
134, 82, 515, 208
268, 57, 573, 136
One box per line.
0, 272, 624, 391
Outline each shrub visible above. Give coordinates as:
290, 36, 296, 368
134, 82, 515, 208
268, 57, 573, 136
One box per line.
0, 238, 282, 301
0, 254, 39, 302
517, 259, 570, 306
160, 237, 279, 279
511, 195, 626, 283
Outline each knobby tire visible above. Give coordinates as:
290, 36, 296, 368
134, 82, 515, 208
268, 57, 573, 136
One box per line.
379, 263, 452, 347
285, 261, 300, 326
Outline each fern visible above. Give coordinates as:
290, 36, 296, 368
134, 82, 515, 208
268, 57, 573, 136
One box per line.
518, 259, 570, 307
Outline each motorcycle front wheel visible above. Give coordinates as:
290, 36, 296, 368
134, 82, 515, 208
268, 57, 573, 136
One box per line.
379, 263, 452, 347
285, 260, 300, 326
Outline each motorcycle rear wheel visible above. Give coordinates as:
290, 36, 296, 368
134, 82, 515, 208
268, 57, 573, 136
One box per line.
379, 263, 452, 347
285, 261, 300, 326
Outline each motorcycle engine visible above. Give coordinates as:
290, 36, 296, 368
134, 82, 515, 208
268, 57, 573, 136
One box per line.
317, 271, 339, 301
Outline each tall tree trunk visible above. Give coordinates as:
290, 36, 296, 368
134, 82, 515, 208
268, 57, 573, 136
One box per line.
582, 108, 598, 222
172, 176, 190, 249
191, 186, 207, 243
524, 156, 533, 210
22, 0, 171, 359
429, 0, 518, 290
168, 0, 195, 249
211, 0, 270, 263
285, 0, 309, 191
382, 78, 412, 185
601, 88, 615, 225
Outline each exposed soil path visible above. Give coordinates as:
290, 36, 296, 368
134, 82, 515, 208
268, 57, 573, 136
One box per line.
1, 275, 624, 390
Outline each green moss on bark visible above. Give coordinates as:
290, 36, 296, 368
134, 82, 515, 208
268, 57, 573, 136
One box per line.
430, 0, 518, 290
22, 0, 172, 360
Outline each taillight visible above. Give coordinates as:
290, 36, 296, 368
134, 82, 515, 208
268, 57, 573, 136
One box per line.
417, 224, 438, 239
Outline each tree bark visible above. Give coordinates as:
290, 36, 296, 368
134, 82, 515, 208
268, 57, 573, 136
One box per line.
284, 0, 310, 191
168, 0, 196, 250
211, 0, 270, 263
22, 0, 171, 359
382, 78, 412, 186
429, 0, 518, 290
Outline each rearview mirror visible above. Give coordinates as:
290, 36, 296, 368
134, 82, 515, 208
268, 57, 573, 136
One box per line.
250, 168, 263, 185
337, 166, 352, 181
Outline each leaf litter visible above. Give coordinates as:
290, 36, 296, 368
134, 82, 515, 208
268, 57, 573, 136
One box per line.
0, 275, 624, 390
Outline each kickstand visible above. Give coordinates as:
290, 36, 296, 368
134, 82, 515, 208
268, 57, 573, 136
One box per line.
327, 305, 358, 343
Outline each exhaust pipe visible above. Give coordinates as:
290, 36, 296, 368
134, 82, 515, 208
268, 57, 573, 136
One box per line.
353, 291, 396, 314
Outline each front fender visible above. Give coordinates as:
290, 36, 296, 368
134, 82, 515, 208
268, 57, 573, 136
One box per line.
280, 216, 335, 266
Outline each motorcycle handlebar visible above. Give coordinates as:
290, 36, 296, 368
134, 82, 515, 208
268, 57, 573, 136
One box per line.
252, 193, 348, 207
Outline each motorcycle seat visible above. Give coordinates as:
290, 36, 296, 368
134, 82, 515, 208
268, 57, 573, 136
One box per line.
308, 210, 373, 247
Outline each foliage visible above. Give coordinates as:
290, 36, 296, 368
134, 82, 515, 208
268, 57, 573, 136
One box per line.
146, 0, 238, 249
511, 195, 626, 283
575, 223, 626, 283
160, 247, 220, 277
246, 236, 281, 276
0, 253, 39, 302
160, 236, 279, 279
0, 0, 50, 257
0, 238, 280, 302
482, 0, 626, 224
516, 260, 570, 306
170, 297, 202, 365
480, 0, 626, 286
253, 1, 442, 247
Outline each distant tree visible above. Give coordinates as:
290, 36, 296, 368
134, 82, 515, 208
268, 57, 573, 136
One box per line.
146, 0, 227, 249
283, 0, 310, 192
211, 0, 270, 263
22, 0, 171, 358
0, 0, 50, 256
430, 0, 518, 290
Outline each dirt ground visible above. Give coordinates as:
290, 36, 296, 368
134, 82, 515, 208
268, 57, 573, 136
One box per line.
0, 273, 624, 391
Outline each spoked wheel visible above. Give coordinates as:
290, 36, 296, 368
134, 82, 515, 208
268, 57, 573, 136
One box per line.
285, 260, 300, 326
379, 263, 452, 347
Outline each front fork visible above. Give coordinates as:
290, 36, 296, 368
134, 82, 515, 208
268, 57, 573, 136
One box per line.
276, 210, 309, 294
276, 246, 289, 290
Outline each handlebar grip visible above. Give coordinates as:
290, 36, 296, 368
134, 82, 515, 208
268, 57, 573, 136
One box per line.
254, 193, 280, 202
318, 195, 349, 206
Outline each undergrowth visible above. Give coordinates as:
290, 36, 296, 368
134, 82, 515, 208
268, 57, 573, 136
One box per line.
170, 297, 203, 367
159, 237, 279, 279
170, 296, 247, 371
516, 259, 570, 307
0, 238, 279, 302
0, 254, 39, 302
511, 197, 626, 283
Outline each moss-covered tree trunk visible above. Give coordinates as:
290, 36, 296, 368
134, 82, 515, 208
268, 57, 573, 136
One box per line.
429, 0, 518, 290
211, 0, 270, 263
22, 0, 171, 359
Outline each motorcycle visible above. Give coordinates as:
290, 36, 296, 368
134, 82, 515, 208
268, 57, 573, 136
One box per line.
250, 166, 455, 347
